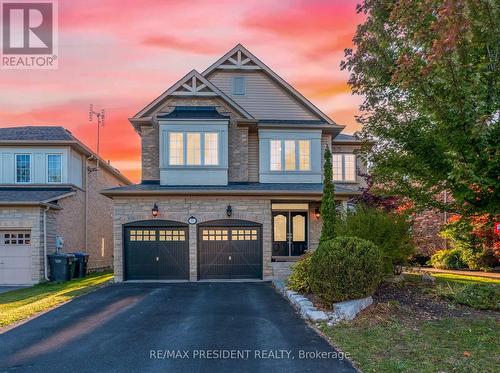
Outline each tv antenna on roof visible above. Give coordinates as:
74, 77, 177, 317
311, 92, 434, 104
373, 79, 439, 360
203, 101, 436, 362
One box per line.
89, 104, 105, 173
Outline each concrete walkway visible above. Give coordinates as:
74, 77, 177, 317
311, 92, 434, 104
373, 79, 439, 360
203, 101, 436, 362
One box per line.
409, 267, 500, 280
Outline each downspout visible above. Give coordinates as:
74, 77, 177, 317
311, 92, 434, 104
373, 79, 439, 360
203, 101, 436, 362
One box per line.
43, 205, 50, 281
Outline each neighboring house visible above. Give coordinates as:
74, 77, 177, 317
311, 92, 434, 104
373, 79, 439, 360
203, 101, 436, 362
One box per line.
102, 44, 365, 282
0, 126, 131, 285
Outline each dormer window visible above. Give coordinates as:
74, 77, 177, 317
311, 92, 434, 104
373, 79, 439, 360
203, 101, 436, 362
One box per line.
232, 77, 246, 95
168, 131, 220, 166
269, 139, 311, 172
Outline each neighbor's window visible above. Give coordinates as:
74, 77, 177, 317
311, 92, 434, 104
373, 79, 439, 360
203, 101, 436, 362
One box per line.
270, 140, 282, 171
47, 154, 62, 183
232, 76, 246, 95
270, 139, 311, 172
15, 154, 31, 183
204, 133, 219, 165
332, 153, 356, 182
186, 133, 201, 165
169, 132, 184, 165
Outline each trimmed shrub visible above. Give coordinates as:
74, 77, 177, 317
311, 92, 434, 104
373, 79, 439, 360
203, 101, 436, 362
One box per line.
286, 252, 313, 293
335, 205, 415, 275
309, 236, 384, 303
453, 283, 500, 310
430, 249, 467, 270
460, 248, 497, 272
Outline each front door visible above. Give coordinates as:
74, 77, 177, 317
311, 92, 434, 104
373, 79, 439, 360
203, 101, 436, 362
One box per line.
272, 211, 308, 257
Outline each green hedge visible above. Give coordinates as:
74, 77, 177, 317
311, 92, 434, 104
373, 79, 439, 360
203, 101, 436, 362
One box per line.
286, 252, 313, 293
309, 236, 384, 303
430, 249, 467, 270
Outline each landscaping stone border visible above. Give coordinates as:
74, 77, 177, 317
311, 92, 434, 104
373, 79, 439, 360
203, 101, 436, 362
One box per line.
273, 280, 374, 325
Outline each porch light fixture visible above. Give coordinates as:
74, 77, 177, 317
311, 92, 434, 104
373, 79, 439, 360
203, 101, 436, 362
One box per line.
152, 203, 159, 218
314, 208, 321, 219
226, 205, 233, 217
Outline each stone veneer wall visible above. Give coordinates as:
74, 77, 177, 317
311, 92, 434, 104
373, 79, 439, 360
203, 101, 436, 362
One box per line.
113, 197, 272, 282
139, 97, 249, 182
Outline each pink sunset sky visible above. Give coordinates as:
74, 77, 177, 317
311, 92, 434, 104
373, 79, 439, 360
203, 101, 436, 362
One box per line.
0, 0, 364, 181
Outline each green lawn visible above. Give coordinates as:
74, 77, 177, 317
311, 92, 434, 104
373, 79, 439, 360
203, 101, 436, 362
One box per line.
320, 316, 499, 373
320, 273, 500, 373
0, 272, 113, 328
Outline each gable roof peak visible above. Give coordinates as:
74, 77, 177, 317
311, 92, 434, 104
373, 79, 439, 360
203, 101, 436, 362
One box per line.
202, 44, 340, 126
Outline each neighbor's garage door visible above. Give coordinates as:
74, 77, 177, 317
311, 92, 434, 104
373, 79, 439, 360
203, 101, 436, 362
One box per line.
198, 221, 262, 280
124, 222, 189, 280
0, 231, 32, 285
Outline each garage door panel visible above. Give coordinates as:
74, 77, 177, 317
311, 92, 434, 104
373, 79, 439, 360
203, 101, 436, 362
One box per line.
0, 230, 33, 285
124, 225, 189, 281
198, 225, 262, 280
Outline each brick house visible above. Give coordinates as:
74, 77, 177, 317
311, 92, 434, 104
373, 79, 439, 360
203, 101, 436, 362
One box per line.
0, 126, 130, 285
103, 44, 365, 282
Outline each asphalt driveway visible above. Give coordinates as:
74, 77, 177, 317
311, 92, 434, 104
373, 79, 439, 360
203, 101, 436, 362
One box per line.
0, 282, 356, 372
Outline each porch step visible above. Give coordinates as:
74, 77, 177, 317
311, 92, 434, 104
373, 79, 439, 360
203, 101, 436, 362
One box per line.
272, 262, 294, 280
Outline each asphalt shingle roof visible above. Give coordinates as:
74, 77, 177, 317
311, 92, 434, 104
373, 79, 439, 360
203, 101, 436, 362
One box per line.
158, 106, 229, 120
0, 126, 74, 141
0, 187, 73, 203
104, 182, 360, 195
333, 133, 359, 142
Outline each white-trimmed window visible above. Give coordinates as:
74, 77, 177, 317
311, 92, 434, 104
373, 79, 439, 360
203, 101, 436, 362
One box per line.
186, 133, 201, 165
270, 140, 282, 171
269, 139, 311, 172
204, 133, 219, 165
15, 154, 31, 183
169, 132, 184, 165
168, 131, 219, 166
333, 153, 356, 182
284, 141, 296, 171
298, 140, 310, 171
47, 154, 62, 183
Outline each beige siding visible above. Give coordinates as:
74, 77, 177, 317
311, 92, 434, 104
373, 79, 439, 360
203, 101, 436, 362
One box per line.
207, 71, 318, 120
248, 131, 259, 182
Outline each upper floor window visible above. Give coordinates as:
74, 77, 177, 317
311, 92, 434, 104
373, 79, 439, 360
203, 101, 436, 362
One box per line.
169, 132, 184, 165
15, 154, 31, 183
270, 140, 311, 172
232, 77, 246, 95
47, 154, 62, 183
332, 153, 356, 182
168, 131, 219, 166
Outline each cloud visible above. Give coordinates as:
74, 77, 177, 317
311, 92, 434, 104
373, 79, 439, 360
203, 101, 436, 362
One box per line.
141, 35, 221, 54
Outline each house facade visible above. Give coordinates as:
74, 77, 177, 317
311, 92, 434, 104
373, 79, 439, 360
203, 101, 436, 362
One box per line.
0, 126, 130, 285
103, 45, 365, 282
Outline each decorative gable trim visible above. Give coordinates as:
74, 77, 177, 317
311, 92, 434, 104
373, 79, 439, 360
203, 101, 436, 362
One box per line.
202, 44, 343, 127
132, 70, 253, 119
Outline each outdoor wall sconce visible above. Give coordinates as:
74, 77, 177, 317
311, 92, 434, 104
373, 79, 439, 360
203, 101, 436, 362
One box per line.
226, 205, 233, 217
152, 203, 159, 218
314, 208, 321, 219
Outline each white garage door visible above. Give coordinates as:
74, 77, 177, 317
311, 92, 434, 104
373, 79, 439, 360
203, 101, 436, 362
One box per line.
0, 231, 32, 285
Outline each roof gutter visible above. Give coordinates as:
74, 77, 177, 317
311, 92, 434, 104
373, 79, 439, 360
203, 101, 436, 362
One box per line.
101, 189, 360, 198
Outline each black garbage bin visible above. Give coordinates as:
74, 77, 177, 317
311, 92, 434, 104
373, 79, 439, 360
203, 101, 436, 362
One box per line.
72, 252, 89, 278
48, 253, 76, 281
